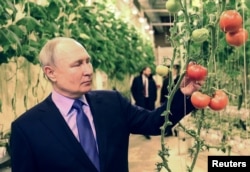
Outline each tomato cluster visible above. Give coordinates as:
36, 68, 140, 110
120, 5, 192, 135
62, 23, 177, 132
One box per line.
190, 91, 210, 109
219, 10, 248, 47
186, 63, 207, 81
191, 90, 228, 111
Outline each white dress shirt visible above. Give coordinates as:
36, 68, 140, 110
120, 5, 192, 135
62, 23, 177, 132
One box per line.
142, 75, 149, 97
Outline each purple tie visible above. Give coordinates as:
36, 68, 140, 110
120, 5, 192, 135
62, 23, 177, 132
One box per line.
73, 100, 100, 171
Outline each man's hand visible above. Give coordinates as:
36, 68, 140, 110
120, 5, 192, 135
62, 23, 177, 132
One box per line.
180, 75, 205, 96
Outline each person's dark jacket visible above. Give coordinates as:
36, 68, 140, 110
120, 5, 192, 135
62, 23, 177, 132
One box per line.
148, 74, 157, 109
130, 74, 157, 110
160, 75, 180, 104
130, 75, 144, 107
10, 89, 194, 172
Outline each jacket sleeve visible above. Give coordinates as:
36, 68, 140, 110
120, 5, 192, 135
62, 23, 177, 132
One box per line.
130, 77, 137, 101
125, 89, 194, 135
151, 79, 157, 102
167, 89, 195, 126
10, 122, 36, 172
160, 78, 169, 104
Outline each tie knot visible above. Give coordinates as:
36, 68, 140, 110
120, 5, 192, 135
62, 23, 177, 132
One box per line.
72, 99, 84, 111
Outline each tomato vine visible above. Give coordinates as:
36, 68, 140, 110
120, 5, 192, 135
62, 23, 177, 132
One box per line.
157, 0, 250, 171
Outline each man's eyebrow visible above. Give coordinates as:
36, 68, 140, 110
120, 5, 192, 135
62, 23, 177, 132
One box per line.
86, 56, 92, 60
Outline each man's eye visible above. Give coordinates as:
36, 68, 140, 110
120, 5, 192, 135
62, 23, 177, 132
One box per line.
86, 59, 91, 64
74, 61, 82, 66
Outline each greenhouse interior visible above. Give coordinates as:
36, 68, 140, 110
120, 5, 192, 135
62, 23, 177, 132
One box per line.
0, 0, 250, 172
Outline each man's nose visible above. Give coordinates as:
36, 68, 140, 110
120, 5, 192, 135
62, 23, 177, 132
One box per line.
82, 64, 93, 74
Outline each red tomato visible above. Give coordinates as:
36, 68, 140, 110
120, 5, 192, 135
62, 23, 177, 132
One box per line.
209, 90, 228, 111
226, 28, 248, 46
219, 10, 243, 33
191, 91, 211, 109
186, 64, 207, 81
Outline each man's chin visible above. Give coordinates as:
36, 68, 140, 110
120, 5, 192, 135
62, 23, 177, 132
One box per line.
81, 87, 92, 93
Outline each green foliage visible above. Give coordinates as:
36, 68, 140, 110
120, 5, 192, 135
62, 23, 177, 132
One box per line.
0, 0, 155, 80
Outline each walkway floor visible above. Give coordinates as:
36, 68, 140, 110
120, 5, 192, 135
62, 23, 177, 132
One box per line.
128, 134, 236, 172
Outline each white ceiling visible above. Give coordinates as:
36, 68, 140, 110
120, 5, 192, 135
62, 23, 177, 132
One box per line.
134, 0, 173, 34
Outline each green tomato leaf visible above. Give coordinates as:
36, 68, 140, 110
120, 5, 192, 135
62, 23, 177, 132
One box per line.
0, 28, 22, 55
46, 1, 61, 20
16, 16, 42, 33
8, 24, 25, 38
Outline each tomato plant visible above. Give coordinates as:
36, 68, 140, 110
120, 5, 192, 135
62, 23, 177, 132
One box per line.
219, 10, 242, 33
245, 0, 250, 9
165, 0, 181, 13
157, 1, 248, 172
156, 65, 169, 77
209, 90, 228, 111
226, 28, 248, 47
191, 91, 211, 109
186, 63, 207, 81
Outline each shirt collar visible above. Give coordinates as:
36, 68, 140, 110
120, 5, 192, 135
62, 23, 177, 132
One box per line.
51, 90, 88, 116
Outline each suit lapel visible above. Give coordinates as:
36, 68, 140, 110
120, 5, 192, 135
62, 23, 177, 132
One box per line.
38, 95, 98, 172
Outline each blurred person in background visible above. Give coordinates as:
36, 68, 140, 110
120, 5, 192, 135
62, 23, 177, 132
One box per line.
131, 66, 157, 139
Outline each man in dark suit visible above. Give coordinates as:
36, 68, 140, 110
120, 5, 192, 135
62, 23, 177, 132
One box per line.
130, 67, 157, 139
131, 67, 157, 111
10, 37, 204, 172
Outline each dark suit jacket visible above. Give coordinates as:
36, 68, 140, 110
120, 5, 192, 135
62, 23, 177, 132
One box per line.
130, 75, 157, 110
10, 89, 194, 172
160, 75, 180, 104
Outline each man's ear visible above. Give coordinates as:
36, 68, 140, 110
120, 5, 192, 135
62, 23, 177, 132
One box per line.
43, 66, 56, 82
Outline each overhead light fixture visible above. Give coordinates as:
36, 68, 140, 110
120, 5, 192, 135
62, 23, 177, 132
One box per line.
132, 7, 138, 15
139, 17, 145, 23
138, 11, 146, 23
144, 24, 150, 30
123, 0, 130, 4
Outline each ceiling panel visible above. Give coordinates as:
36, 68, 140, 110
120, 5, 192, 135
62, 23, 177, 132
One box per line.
134, 0, 173, 34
